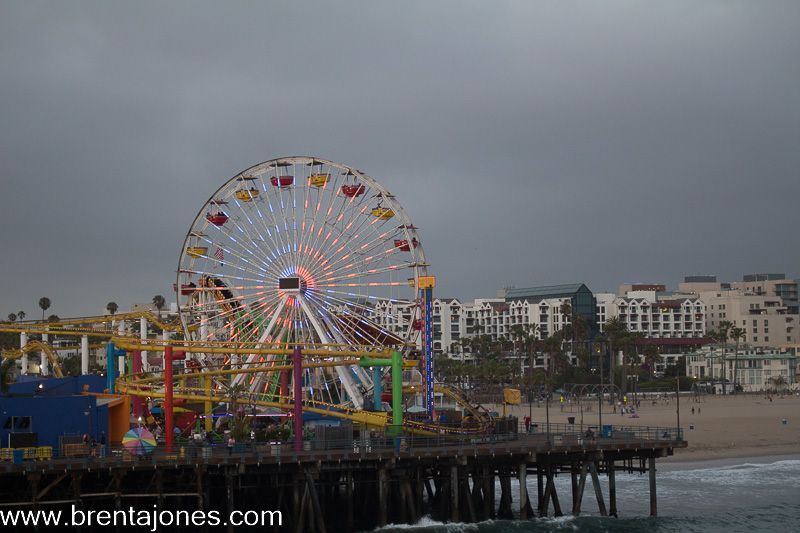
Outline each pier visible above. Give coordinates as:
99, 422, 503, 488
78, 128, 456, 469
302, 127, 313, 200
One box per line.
0, 426, 684, 531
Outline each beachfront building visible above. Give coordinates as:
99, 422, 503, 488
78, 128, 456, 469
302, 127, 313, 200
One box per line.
686, 347, 798, 392
731, 273, 799, 314
595, 288, 709, 371
699, 289, 799, 349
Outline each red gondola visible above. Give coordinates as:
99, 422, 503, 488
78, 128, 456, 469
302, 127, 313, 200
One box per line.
206, 212, 229, 226
341, 184, 366, 197
173, 282, 197, 296
270, 176, 294, 187
393, 238, 418, 252
411, 319, 424, 331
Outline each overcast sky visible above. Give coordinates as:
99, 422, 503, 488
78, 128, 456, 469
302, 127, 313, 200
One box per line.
1, 1, 798, 317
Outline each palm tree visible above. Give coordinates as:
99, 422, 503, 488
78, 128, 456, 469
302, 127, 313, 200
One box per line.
7, 313, 16, 322
729, 325, 745, 394
642, 345, 660, 378
603, 317, 628, 389
38, 297, 51, 322
106, 302, 118, 315
716, 321, 733, 395
152, 295, 166, 317
17, 311, 25, 321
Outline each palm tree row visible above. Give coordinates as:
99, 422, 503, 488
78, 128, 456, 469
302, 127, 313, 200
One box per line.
708, 321, 746, 394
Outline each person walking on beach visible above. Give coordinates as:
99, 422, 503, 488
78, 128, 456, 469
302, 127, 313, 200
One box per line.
691, 407, 695, 415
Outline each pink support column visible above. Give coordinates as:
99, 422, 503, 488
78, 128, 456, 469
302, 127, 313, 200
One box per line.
293, 347, 303, 452
164, 345, 174, 452
131, 350, 143, 420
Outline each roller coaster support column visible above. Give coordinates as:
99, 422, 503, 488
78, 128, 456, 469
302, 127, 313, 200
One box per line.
373, 366, 383, 411
203, 376, 212, 432
293, 346, 303, 452
164, 345, 174, 452
20, 332, 28, 375
131, 350, 143, 419
41, 330, 49, 376
80, 335, 89, 375
140, 317, 148, 374
105, 342, 125, 393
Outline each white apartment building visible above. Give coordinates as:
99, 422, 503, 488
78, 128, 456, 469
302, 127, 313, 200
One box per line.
686, 347, 798, 392
595, 291, 706, 339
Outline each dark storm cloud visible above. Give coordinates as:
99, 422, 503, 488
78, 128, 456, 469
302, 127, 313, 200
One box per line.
1, 1, 798, 316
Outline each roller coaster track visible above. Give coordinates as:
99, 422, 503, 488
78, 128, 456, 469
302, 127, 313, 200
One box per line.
1, 341, 65, 378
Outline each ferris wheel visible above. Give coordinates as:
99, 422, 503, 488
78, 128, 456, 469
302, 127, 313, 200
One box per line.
176, 156, 427, 409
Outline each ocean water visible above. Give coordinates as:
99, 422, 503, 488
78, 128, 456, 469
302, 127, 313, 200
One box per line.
374, 458, 800, 533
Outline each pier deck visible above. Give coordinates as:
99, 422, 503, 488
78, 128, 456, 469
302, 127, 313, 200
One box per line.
0, 427, 685, 531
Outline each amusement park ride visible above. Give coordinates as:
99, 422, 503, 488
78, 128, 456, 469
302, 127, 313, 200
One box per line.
1, 156, 493, 451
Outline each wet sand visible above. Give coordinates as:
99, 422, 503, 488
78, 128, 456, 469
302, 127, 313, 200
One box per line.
496, 392, 800, 463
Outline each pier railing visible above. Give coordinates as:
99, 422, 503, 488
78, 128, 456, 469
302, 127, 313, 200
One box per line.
0, 423, 683, 471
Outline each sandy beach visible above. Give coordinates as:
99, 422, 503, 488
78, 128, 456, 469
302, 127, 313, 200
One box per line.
498, 392, 800, 464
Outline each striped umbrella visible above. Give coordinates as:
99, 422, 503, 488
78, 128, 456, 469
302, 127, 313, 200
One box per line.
122, 427, 157, 455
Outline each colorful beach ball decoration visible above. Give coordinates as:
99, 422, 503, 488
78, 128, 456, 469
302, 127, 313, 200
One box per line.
122, 427, 157, 455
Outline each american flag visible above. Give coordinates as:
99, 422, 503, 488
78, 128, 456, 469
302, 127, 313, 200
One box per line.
214, 247, 224, 265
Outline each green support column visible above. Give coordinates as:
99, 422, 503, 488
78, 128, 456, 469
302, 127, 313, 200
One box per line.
390, 350, 403, 436
358, 352, 404, 436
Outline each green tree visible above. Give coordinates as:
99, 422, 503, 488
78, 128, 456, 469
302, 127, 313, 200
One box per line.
106, 302, 118, 315
17, 311, 25, 321
38, 297, 51, 322
7, 313, 16, 322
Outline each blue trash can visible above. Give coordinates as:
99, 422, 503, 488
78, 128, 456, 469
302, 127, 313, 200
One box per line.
601, 425, 613, 438
12, 449, 24, 464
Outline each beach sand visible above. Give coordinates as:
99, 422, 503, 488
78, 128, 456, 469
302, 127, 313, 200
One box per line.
496, 392, 800, 464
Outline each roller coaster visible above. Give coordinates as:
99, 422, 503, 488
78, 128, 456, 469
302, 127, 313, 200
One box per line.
1, 156, 495, 448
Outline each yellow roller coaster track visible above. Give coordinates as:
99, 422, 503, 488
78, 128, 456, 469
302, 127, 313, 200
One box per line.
1, 341, 65, 378
0, 310, 189, 336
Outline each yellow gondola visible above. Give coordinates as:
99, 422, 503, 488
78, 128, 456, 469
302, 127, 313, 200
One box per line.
310, 173, 330, 187
186, 246, 208, 258
371, 207, 395, 219
235, 188, 259, 202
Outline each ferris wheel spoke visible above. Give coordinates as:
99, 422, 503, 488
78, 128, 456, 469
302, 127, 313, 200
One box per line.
203, 213, 285, 275
304, 294, 387, 349
231, 181, 295, 275
304, 192, 376, 278
317, 239, 407, 282
253, 175, 298, 273
308, 209, 401, 281
296, 166, 343, 276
